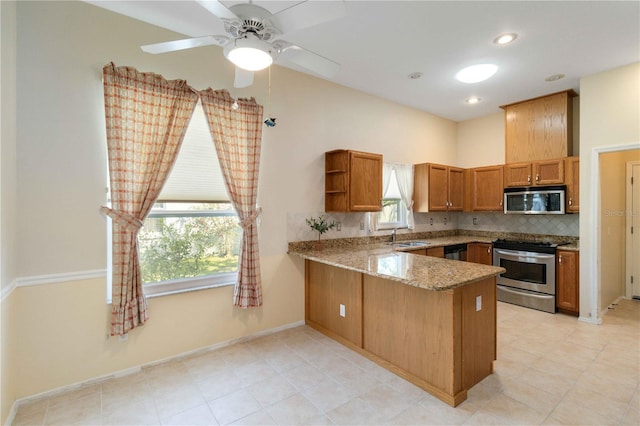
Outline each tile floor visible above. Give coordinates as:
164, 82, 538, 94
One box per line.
12, 299, 640, 425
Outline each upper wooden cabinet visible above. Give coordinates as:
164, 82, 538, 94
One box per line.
501, 90, 577, 164
325, 149, 383, 212
565, 156, 580, 212
465, 165, 504, 211
414, 163, 464, 212
504, 158, 565, 187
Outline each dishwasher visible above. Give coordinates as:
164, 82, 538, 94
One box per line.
444, 244, 467, 261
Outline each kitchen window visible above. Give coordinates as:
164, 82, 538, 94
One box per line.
375, 168, 407, 229
107, 101, 239, 300
374, 163, 414, 230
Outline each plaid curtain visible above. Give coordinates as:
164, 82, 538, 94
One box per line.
101, 63, 198, 335
199, 89, 264, 308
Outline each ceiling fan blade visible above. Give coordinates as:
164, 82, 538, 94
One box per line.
271, 0, 347, 34
276, 43, 340, 79
195, 0, 240, 21
234, 67, 255, 88
141, 36, 226, 54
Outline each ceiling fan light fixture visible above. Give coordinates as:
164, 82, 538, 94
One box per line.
224, 35, 273, 71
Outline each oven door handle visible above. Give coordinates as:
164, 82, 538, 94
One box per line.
494, 249, 555, 261
498, 285, 555, 299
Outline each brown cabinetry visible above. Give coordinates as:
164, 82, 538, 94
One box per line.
414, 163, 464, 212
467, 243, 493, 265
305, 259, 497, 407
325, 150, 383, 212
465, 165, 504, 211
565, 156, 579, 212
501, 90, 576, 164
504, 158, 565, 187
426, 246, 445, 258
556, 250, 579, 316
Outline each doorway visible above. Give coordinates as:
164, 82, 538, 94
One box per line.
628, 161, 640, 299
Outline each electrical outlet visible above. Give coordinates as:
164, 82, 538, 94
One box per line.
444, 217, 448, 225
476, 295, 482, 311
339, 304, 346, 317
473, 217, 478, 226
336, 221, 342, 231
429, 218, 433, 226
359, 221, 364, 230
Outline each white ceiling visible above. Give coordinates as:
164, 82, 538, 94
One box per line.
84, 1, 639, 122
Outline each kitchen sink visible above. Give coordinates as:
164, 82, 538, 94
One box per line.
393, 241, 431, 248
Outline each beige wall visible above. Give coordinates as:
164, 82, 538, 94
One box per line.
599, 150, 640, 311
2, 1, 458, 417
580, 63, 640, 321
1, 0, 18, 421
456, 112, 504, 168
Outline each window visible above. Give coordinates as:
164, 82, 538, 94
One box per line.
107, 101, 239, 299
375, 168, 408, 230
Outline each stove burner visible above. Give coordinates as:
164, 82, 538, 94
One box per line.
493, 239, 560, 254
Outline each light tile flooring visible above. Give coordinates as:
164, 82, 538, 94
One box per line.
13, 299, 639, 425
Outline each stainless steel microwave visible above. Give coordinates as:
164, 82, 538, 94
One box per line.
504, 186, 565, 214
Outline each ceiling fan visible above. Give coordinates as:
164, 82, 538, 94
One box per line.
141, 0, 346, 88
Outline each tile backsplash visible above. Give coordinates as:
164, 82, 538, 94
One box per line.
287, 211, 579, 242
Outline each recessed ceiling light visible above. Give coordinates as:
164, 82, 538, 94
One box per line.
408, 72, 423, 80
455, 64, 498, 84
466, 96, 481, 104
545, 73, 565, 82
494, 33, 518, 45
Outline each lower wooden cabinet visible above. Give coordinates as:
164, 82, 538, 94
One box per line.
305, 260, 496, 407
556, 250, 579, 315
426, 246, 445, 258
467, 243, 493, 265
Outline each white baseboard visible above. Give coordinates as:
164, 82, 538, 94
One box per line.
9, 319, 305, 416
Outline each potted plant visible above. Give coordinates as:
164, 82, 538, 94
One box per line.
306, 215, 336, 250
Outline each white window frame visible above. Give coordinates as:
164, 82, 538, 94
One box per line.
140, 204, 239, 298
374, 168, 409, 230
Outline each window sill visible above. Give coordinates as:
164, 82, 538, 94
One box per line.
106, 273, 236, 304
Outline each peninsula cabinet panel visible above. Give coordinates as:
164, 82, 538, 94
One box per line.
467, 165, 504, 211
461, 278, 496, 389
565, 156, 580, 212
426, 246, 445, 258
305, 260, 363, 346
325, 150, 382, 212
363, 275, 497, 406
363, 275, 459, 396
502, 90, 575, 164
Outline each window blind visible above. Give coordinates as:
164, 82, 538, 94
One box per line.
159, 101, 229, 202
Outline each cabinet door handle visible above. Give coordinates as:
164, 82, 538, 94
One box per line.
527, 175, 531, 184
559, 256, 562, 264
568, 198, 573, 206
487, 247, 491, 254
499, 200, 503, 206
536, 174, 540, 183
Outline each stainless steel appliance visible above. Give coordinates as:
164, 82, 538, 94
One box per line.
444, 244, 467, 261
493, 239, 558, 313
504, 186, 565, 214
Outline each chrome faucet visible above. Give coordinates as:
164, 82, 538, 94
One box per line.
391, 228, 397, 243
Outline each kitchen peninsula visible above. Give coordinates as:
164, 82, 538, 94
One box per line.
289, 242, 505, 407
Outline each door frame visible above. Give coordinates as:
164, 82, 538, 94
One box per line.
587, 142, 640, 324
626, 160, 640, 299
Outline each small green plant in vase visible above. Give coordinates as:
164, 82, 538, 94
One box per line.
306, 215, 336, 250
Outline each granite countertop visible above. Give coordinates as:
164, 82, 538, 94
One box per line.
288, 242, 505, 292
557, 242, 579, 251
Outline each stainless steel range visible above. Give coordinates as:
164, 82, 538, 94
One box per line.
492, 239, 559, 313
